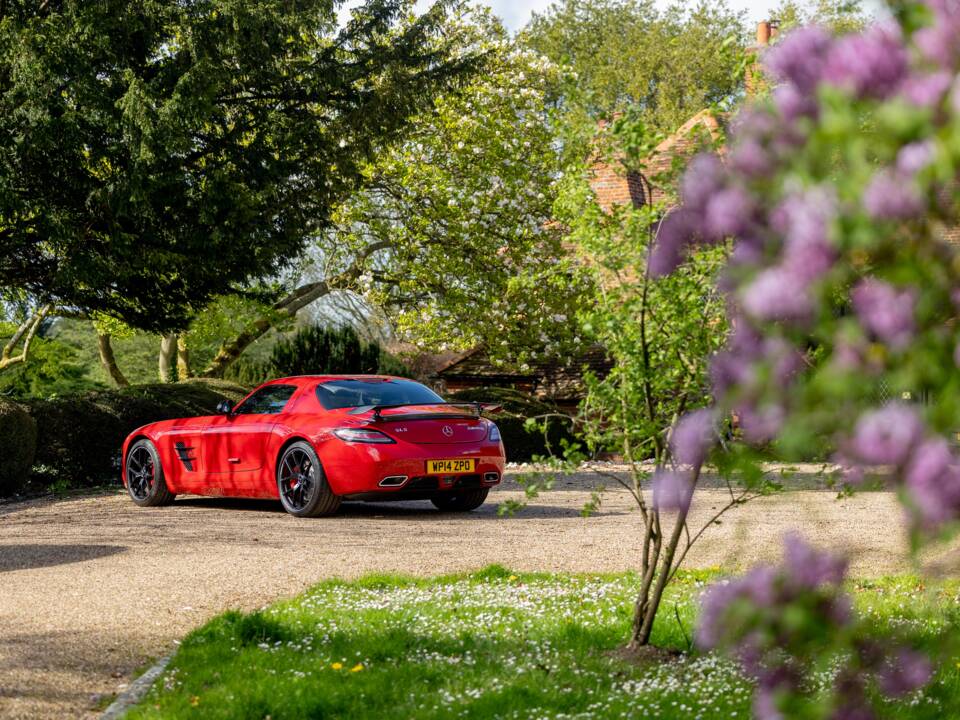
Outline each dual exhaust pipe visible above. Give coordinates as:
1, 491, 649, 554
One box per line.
377, 471, 501, 488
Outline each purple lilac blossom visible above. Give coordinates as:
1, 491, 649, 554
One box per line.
773, 84, 818, 124
915, 24, 954, 67
703, 186, 753, 240
649, 208, 699, 278
651, 469, 694, 512
832, 339, 864, 371
752, 686, 784, 720
681, 153, 725, 210
783, 532, 847, 588
832, 451, 867, 486
951, 76, 960, 115
822, 23, 908, 99
914, 1, 960, 69
729, 138, 772, 178
708, 351, 739, 394
851, 279, 917, 348
670, 408, 715, 466
741, 267, 812, 322
709, 321, 764, 394
737, 403, 785, 444
773, 188, 837, 282
831, 681, 876, 720
729, 236, 765, 267
878, 649, 933, 697
731, 106, 777, 138
900, 70, 952, 108
850, 403, 924, 466
904, 437, 960, 529
768, 338, 805, 385
695, 566, 777, 649
764, 25, 833, 93
896, 140, 937, 175
862, 170, 924, 220
695, 579, 740, 648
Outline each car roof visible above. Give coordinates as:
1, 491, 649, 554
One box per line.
261, 375, 411, 387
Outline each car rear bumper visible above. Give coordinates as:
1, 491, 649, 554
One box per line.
340, 473, 500, 501
318, 439, 505, 496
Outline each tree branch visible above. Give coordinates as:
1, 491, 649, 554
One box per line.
0, 304, 51, 372
200, 239, 395, 378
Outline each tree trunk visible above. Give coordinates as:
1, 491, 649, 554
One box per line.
0, 305, 50, 372
201, 275, 343, 378
177, 335, 192, 380
97, 333, 129, 387
159, 333, 177, 383
200, 243, 390, 378
627, 465, 700, 649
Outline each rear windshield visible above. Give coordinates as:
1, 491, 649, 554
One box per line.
316, 379, 443, 410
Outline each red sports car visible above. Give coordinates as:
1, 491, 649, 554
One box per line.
121, 376, 505, 517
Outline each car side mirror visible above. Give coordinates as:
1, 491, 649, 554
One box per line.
216, 400, 234, 415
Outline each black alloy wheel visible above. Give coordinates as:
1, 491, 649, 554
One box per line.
276, 441, 341, 517
125, 439, 175, 507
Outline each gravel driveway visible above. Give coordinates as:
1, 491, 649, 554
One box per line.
2, 468, 958, 719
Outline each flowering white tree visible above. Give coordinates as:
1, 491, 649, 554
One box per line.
201, 8, 590, 376
333, 9, 588, 363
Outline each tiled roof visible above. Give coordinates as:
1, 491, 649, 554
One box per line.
434, 345, 613, 400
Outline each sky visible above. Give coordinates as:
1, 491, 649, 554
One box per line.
339, 0, 887, 32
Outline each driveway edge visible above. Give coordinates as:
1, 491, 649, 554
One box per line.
100, 654, 171, 719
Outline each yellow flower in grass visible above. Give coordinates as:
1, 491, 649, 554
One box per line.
330, 662, 343, 671
350, 663, 364, 673
508, 575, 518, 581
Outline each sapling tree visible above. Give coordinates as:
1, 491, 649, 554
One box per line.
647, 1, 960, 714
529, 115, 781, 650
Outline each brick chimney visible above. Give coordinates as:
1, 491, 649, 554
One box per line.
746, 20, 778, 98
756, 20, 773, 46
587, 115, 647, 212
588, 157, 647, 211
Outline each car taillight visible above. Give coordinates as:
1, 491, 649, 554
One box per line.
333, 428, 395, 444
488, 423, 501, 442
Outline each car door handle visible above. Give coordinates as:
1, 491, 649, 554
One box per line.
227, 457, 241, 463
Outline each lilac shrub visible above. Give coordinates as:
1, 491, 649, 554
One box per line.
653, 0, 960, 533
646, 0, 960, 714
698, 535, 932, 720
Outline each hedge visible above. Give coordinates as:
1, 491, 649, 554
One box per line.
17, 379, 248, 490
0, 399, 37, 496
446, 387, 577, 462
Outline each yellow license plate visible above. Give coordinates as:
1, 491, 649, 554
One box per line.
426, 459, 477, 475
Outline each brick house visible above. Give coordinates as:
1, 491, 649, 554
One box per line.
435, 110, 722, 402
435, 23, 779, 403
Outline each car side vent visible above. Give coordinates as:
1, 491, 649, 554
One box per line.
174, 442, 196, 471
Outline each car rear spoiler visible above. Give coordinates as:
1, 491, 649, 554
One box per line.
349, 402, 502, 422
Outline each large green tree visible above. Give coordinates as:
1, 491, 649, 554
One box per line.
522, 0, 747, 132
770, 0, 869, 34
0, 0, 479, 333
201, 11, 590, 376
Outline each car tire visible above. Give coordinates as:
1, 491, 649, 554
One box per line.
431, 488, 489, 512
125, 439, 175, 507
277, 441, 341, 518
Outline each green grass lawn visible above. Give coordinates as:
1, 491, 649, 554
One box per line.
129, 567, 959, 719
